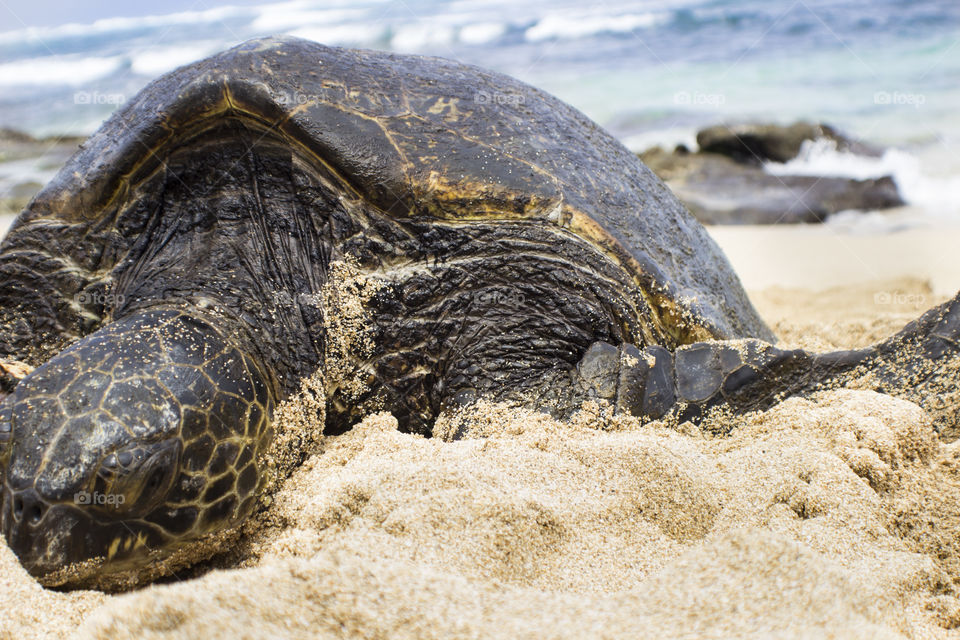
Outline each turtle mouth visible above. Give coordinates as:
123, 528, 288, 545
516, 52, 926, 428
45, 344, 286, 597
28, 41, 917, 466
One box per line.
0, 483, 176, 587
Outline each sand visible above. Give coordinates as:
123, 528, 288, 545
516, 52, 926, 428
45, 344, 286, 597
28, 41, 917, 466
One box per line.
2, 226, 960, 639
709, 223, 960, 298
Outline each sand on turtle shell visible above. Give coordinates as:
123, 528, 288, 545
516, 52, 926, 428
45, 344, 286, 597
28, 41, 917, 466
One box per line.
2, 278, 960, 639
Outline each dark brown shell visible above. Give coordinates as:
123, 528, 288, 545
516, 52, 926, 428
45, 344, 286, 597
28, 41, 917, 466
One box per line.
9, 36, 772, 344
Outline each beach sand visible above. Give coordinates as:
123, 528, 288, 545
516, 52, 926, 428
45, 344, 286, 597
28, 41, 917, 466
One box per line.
2, 223, 960, 639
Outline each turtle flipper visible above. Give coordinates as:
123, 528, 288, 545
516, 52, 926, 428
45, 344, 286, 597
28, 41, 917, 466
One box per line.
849, 292, 960, 439
632, 340, 867, 428
601, 292, 960, 440
573, 341, 678, 418
574, 338, 874, 431
575, 339, 803, 424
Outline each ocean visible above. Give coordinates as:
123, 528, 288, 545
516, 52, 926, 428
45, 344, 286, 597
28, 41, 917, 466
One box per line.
0, 0, 958, 224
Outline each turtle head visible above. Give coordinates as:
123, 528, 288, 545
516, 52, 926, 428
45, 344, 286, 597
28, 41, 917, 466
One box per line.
0, 309, 274, 588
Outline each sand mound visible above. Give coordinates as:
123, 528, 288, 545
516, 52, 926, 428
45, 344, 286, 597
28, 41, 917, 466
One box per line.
61, 391, 958, 639
751, 278, 947, 351
2, 276, 960, 639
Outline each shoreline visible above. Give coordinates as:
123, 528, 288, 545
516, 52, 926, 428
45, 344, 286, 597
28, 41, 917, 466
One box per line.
707, 223, 960, 297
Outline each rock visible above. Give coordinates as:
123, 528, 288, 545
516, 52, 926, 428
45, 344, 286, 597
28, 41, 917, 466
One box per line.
0, 128, 36, 144
639, 121, 904, 225
696, 121, 882, 165
640, 146, 904, 225
0, 129, 85, 217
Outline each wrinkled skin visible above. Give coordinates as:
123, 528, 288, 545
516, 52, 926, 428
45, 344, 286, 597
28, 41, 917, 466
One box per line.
0, 37, 958, 590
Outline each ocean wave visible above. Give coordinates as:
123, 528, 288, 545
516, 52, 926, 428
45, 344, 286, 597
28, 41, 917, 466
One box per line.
525, 12, 668, 42
288, 18, 508, 50
458, 22, 508, 45
250, 6, 369, 33
766, 138, 960, 219
390, 23, 456, 52
623, 127, 700, 154
286, 24, 388, 47
130, 43, 225, 77
0, 54, 124, 87
764, 138, 902, 181
0, 6, 249, 46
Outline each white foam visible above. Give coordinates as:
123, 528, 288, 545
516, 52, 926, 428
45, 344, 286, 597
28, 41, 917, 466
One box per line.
0, 6, 247, 46
525, 12, 666, 42
391, 23, 456, 52
0, 55, 124, 87
623, 128, 699, 154
130, 43, 224, 77
459, 22, 507, 45
764, 138, 900, 180
286, 24, 385, 47
766, 138, 960, 221
251, 6, 366, 33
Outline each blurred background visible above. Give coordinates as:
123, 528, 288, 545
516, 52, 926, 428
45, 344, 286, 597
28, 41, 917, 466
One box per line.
0, 0, 958, 291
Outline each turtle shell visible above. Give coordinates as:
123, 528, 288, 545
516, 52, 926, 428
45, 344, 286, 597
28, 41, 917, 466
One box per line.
11, 36, 772, 347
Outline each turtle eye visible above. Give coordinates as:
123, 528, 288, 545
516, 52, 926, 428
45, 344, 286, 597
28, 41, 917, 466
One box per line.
0, 403, 12, 468
91, 438, 181, 518
0, 404, 10, 442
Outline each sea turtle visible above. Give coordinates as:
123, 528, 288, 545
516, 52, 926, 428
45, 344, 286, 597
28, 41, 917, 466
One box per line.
1, 36, 958, 590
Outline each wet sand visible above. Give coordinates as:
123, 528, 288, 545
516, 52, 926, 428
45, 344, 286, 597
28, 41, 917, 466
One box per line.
1, 225, 960, 639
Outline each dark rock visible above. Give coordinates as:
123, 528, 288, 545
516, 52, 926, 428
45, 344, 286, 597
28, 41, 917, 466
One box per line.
0, 129, 85, 217
640, 146, 904, 225
0, 128, 36, 144
695, 121, 882, 165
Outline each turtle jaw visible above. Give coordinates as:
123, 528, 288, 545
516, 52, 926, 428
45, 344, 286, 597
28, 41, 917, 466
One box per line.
1, 475, 249, 589
1, 486, 90, 581
0, 484, 169, 585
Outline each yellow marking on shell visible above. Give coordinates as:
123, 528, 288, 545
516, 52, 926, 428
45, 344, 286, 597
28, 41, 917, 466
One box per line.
135, 532, 148, 550
416, 172, 558, 221
287, 100, 318, 118
565, 208, 716, 345
36, 82, 370, 225
426, 97, 462, 122
405, 112, 560, 185
107, 537, 122, 561
124, 536, 134, 552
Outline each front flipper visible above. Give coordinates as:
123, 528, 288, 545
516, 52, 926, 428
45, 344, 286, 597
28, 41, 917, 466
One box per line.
651, 340, 869, 426
637, 291, 960, 438
573, 341, 677, 419
573, 339, 871, 431
440, 290, 960, 439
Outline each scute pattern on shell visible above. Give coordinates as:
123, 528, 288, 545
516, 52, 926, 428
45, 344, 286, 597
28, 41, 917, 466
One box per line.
13, 36, 771, 348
